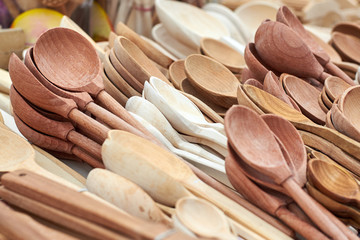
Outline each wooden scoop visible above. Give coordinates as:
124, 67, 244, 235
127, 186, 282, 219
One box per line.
200, 37, 245, 73
10, 85, 102, 161
185, 54, 239, 108
242, 84, 360, 164
8, 53, 110, 142
282, 74, 326, 125
226, 145, 327, 240
332, 32, 360, 65
225, 105, 347, 240
86, 168, 172, 226
331, 103, 360, 142
254, 20, 331, 83
324, 76, 351, 102
276, 6, 355, 85
308, 159, 360, 209
102, 130, 291, 240
32, 28, 155, 142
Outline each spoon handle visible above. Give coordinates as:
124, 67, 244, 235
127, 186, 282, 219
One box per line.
325, 61, 356, 86
72, 146, 104, 169
67, 130, 102, 160
195, 126, 227, 148
282, 177, 347, 240
96, 90, 163, 146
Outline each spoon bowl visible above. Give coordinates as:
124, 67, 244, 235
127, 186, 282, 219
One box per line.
324, 76, 351, 102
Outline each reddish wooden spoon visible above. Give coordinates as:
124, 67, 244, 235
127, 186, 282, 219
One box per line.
276, 6, 355, 86
324, 76, 351, 102
331, 103, 360, 143
225, 105, 346, 240
255, 20, 331, 83
332, 32, 360, 65
10, 85, 102, 161
32, 27, 155, 144
244, 43, 270, 82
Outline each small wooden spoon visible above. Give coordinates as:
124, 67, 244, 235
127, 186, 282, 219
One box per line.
331, 103, 360, 143
308, 159, 360, 209
276, 6, 355, 85
244, 78, 263, 89
200, 38, 245, 73
101, 70, 128, 107
324, 76, 351, 102
282, 74, 326, 125
340, 86, 360, 131
255, 20, 331, 83
242, 84, 360, 164
237, 85, 265, 115
86, 168, 172, 226
10, 85, 102, 161
307, 182, 360, 227
185, 54, 239, 108
332, 32, 360, 65
321, 87, 333, 109
244, 43, 271, 82
102, 130, 290, 240
168, 60, 187, 89
175, 197, 237, 239
113, 36, 170, 85
225, 105, 347, 240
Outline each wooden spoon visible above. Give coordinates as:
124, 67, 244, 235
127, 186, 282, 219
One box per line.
244, 43, 270, 82
242, 84, 360, 164
185, 54, 239, 108
8, 53, 110, 142
144, 78, 227, 148
282, 74, 326, 125
200, 38, 245, 73
276, 6, 355, 85
331, 103, 360, 142
254, 20, 331, 83
32, 28, 154, 142
175, 197, 237, 239
321, 87, 333, 109
125, 96, 224, 165
325, 76, 351, 102
332, 32, 360, 65
340, 86, 360, 131
307, 182, 360, 227
226, 145, 327, 240
86, 168, 172, 226
308, 159, 360, 208
13, 113, 104, 168
10, 85, 102, 161
113, 36, 170, 85
318, 92, 330, 114
225, 105, 347, 240
101, 70, 128, 107
237, 85, 265, 115
102, 130, 291, 240
168, 60, 186, 89
244, 78, 263, 89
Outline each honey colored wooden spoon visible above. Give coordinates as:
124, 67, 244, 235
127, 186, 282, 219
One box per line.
10, 85, 102, 161
276, 6, 355, 85
237, 85, 265, 115
185, 54, 239, 108
225, 105, 347, 240
324, 76, 351, 102
226, 145, 326, 240
244, 78, 263, 89
332, 32, 360, 65
255, 20, 331, 83
308, 159, 360, 209
168, 60, 186, 90
102, 130, 291, 240
242, 84, 360, 164
200, 38, 245, 73
32, 28, 155, 143
113, 36, 170, 85
282, 74, 326, 125
101, 70, 128, 107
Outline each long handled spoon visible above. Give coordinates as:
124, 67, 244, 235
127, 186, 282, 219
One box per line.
86, 168, 172, 226
242, 84, 360, 163
225, 105, 347, 240
10, 85, 101, 161
102, 130, 291, 240
32, 27, 157, 143
9, 54, 110, 142
226, 145, 326, 240
125, 96, 224, 165
308, 159, 360, 209
144, 78, 227, 148
276, 6, 355, 85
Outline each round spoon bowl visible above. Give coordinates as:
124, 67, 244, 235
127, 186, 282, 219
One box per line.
332, 32, 360, 64
340, 86, 360, 130
168, 60, 187, 89
325, 76, 351, 102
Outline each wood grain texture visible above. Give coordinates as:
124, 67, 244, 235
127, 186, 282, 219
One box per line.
169, 60, 187, 89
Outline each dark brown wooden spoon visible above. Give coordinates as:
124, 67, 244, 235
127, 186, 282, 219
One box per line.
276, 6, 355, 85
225, 145, 327, 240
8, 53, 110, 142
10, 85, 102, 161
282, 74, 326, 125
254, 20, 331, 83
14, 113, 104, 168
225, 105, 346, 239
32, 27, 156, 144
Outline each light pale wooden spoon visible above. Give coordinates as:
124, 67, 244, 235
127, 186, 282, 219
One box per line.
126, 96, 224, 164
144, 78, 227, 148
86, 168, 172, 226
200, 37, 245, 73
102, 130, 291, 240
101, 70, 128, 107
175, 197, 237, 239
185, 54, 239, 108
